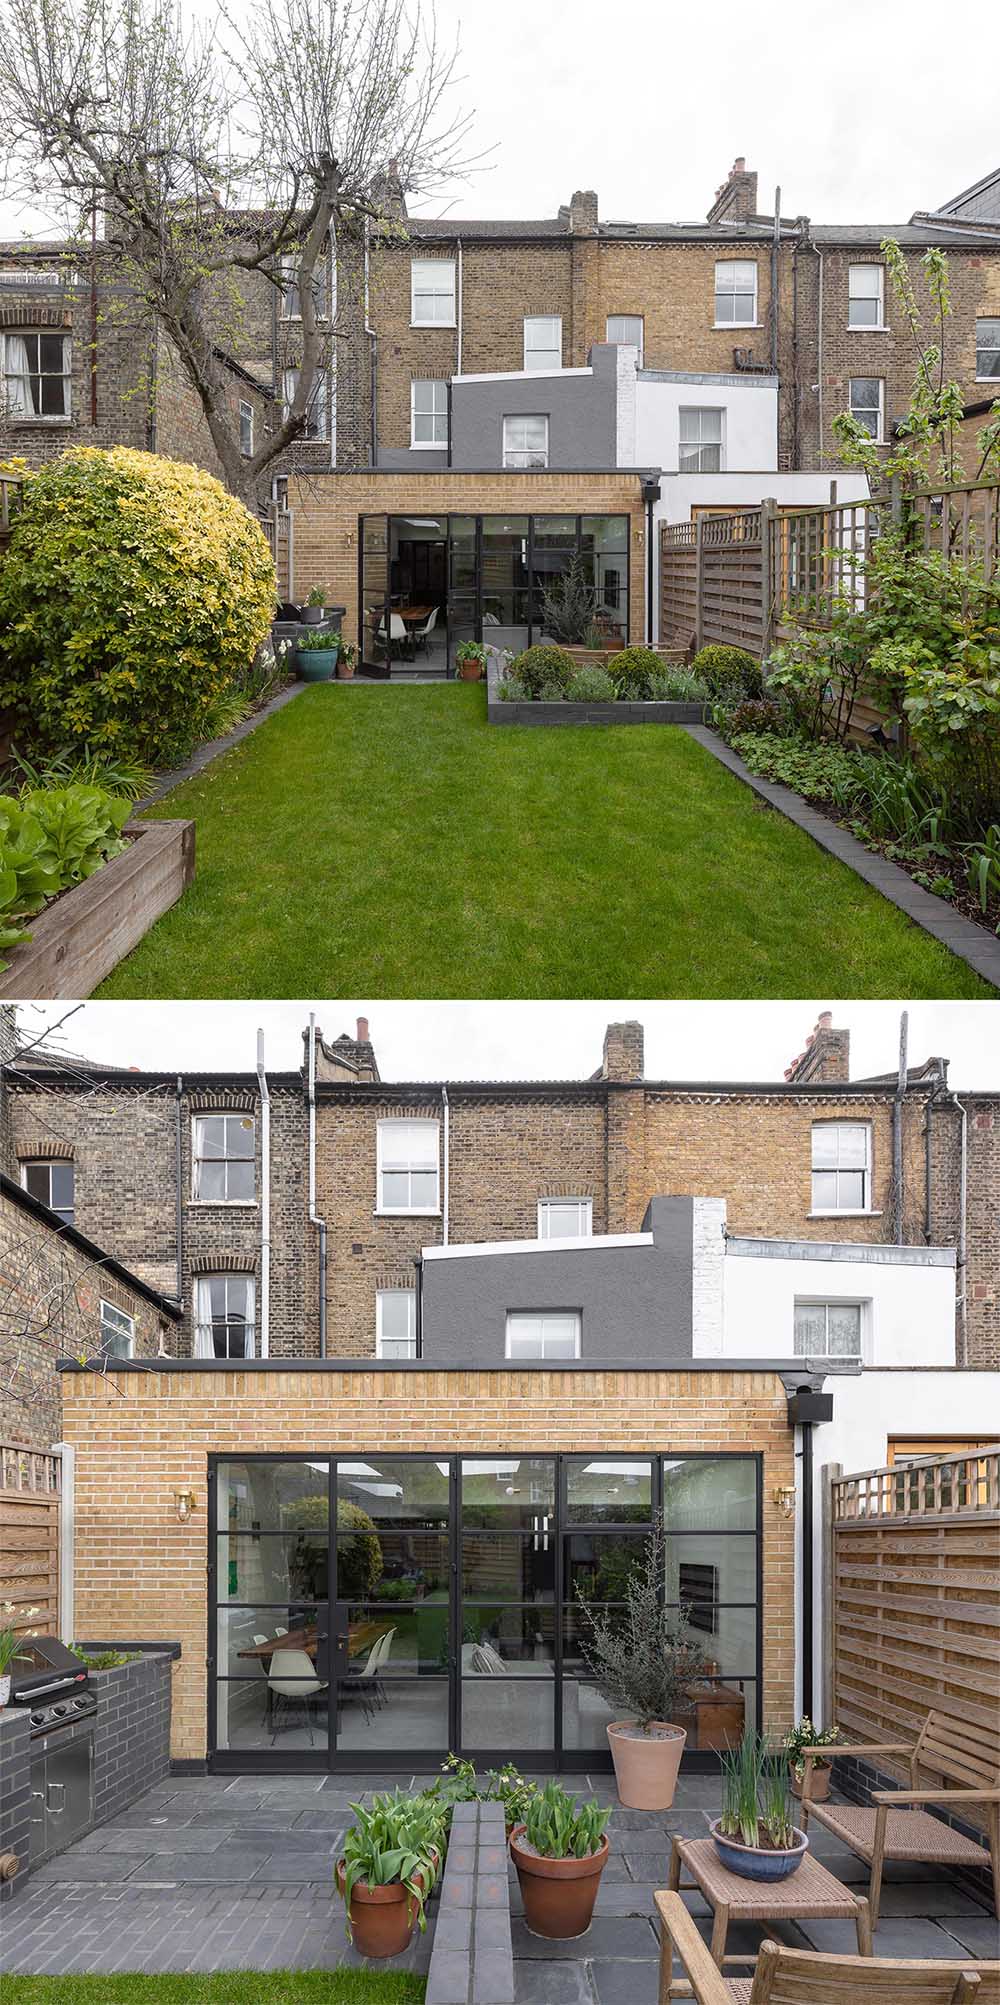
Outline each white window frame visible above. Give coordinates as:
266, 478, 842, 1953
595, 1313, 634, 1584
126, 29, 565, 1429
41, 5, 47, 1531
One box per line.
21, 1158, 75, 1225
848, 376, 884, 442
848, 263, 885, 330
793, 1299, 866, 1362
410, 378, 449, 448
376, 1119, 441, 1215
523, 315, 562, 371
279, 255, 301, 320
502, 414, 549, 469
411, 258, 456, 327
194, 1273, 256, 1359
810, 1121, 873, 1215
505, 1311, 581, 1361
238, 399, 254, 457
678, 406, 725, 472
99, 1299, 135, 1359
376, 1288, 417, 1360
714, 260, 758, 328
537, 1198, 593, 1239
191, 1113, 256, 1205
976, 317, 1000, 383
1, 328, 72, 421
606, 315, 644, 365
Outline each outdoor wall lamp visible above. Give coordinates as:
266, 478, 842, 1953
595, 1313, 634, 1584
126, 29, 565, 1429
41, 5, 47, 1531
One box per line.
174, 1487, 196, 1523
772, 1484, 796, 1519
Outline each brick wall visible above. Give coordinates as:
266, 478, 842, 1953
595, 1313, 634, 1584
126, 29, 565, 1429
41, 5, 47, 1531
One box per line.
59, 1362, 796, 1761
0, 1186, 175, 1447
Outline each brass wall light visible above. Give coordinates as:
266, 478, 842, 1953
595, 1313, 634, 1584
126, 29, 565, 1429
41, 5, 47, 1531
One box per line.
772, 1484, 795, 1519
174, 1487, 196, 1524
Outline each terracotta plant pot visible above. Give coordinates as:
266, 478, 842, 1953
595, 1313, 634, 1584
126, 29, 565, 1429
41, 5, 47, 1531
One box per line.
457, 660, 482, 681
509, 1825, 608, 1939
335, 1859, 425, 1959
607, 1721, 686, 1809
791, 1763, 831, 1801
709, 1818, 809, 1883
337, 660, 355, 680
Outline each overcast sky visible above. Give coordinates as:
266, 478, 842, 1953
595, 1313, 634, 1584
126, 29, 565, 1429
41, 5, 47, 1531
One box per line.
1, 0, 993, 240
15, 1001, 1000, 1087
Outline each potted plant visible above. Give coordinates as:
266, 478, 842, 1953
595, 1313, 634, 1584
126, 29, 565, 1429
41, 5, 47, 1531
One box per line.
438, 1754, 539, 1837
301, 585, 328, 626
710, 1731, 809, 1882
455, 640, 487, 681
509, 1781, 610, 1940
337, 639, 358, 682
0, 1602, 39, 1707
576, 1516, 708, 1808
335, 1788, 444, 1959
784, 1717, 842, 1801
296, 630, 340, 682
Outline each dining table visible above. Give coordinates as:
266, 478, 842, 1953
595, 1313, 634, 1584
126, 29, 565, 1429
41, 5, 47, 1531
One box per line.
396, 604, 435, 626
236, 1617, 388, 1664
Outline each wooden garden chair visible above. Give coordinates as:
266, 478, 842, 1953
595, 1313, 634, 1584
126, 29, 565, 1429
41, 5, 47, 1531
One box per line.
798, 1709, 1000, 1929
654, 1890, 1000, 2005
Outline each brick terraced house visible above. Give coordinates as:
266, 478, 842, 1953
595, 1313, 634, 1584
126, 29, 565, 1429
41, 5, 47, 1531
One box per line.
3, 158, 996, 665
2, 1011, 996, 1777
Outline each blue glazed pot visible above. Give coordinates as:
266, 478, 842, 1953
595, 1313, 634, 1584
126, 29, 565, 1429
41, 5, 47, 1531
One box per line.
709, 1819, 808, 1882
297, 647, 338, 682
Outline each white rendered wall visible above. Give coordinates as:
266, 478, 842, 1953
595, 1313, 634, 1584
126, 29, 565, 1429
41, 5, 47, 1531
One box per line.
718, 1246, 956, 1368
636, 372, 779, 476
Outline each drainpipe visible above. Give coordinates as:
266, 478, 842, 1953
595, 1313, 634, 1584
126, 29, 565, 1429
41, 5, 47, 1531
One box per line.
456, 239, 463, 378
641, 475, 661, 646
947, 1088, 969, 1366
923, 1056, 949, 1242
441, 1085, 450, 1247
413, 1254, 424, 1357
307, 1014, 328, 1357
174, 1077, 184, 1310
892, 1009, 908, 1244
363, 222, 378, 467
770, 188, 781, 376
815, 245, 824, 467
800, 1421, 814, 1719
256, 1030, 270, 1359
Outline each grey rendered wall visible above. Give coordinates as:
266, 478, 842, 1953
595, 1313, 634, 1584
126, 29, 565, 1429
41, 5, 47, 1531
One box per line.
420, 1195, 695, 1365
450, 343, 620, 471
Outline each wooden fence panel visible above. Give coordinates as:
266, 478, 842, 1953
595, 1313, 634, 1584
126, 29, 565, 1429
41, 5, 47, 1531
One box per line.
829, 1449, 1000, 1827
0, 1443, 61, 1636
700, 511, 764, 653
659, 522, 697, 650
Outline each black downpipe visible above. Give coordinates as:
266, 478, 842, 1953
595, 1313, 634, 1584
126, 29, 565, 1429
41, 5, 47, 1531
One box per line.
413, 1255, 423, 1357
646, 493, 654, 645
174, 1077, 184, 1311
801, 1423, 814, 1720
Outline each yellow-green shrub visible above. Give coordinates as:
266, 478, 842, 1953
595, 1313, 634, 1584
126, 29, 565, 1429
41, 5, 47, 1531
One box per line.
0, 447, 276, 765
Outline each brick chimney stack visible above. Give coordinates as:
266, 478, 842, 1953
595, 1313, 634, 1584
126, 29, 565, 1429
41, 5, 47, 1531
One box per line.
706, 157, 759, 224
310, 1020, 380, 1085
601, 1021, 644, 1083
569, 189, 599, 234
784, 1011, 851, 1085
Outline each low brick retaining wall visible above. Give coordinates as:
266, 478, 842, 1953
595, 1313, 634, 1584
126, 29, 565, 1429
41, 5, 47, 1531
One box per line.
485, 647, 706, 727
426, 1799, 514, 2005
0, 1647, 174, 1900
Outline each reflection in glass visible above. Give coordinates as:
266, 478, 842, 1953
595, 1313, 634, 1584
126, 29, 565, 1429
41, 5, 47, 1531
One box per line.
216, 1533, 326, 1604
216, 1606, 326, 1677
562, 1678, 619, 1748
565, 1457, 652, 1523
216, 1677, 329, 1751
338, 1531, 448, 1601
462, 1677, 554, 1750
581, 515, 628, 553
669, 1598, 756, 1677
338, 1678, 449, 1752
462, 1458, 556, 1525
462, 1605, 555, 1663
662, 1458, 757, 1530
463, 1532, 555, 1601
345, 1604, 449, 1674
335, 1458, 449, 1527
566, 1533, 646, 1602
532, 516, 577, 546
217, 1460, 329, 1533
665, 1531, 756, 1607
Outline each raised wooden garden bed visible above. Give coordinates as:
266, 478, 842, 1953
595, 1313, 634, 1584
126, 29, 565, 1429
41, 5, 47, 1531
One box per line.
0, 819, 194, 999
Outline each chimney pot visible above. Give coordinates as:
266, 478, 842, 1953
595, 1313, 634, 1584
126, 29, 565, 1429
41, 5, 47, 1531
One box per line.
784, 1013, 850, 1086
356, 1016, 369, 1043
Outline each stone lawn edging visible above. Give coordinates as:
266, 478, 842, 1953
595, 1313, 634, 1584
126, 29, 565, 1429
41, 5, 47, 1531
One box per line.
426, 1798, 514, 2005
136, 679, 308, 811
686, 725, 1000, 992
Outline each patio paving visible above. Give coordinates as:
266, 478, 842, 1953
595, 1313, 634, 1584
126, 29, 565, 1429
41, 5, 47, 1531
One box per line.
0, 1771, 995, 1995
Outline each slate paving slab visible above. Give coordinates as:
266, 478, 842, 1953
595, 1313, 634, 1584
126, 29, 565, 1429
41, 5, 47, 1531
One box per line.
938, 1916, 1000, 1956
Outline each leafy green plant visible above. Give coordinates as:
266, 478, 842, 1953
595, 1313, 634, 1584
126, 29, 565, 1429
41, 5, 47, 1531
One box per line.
455, 641, 488, 670
647, 665, 708, 701
8, 744, 154, 800
783, 1716, 842, 1781
497, 675, 528, 702
0, 446, 275, 766
606, 646, 661, 699
298, 629, 342, 651
539, 553, 597, 645
575, 1514, 708, 1730
0, 1600, 40, 1676
719, 1731, 796, 1849
728, 732, 871, 805
537, 678, 568, 702
510, 646, 575, 700
306, 586, 328, 608
566, 665, 616, 702
963, 825, 1000, 919
715, 695, 794, 738
69, 1644, 141, 1670
692, 645, 763, 702
0, 784, 131, 969
437, 1754, 539, 1827
337, 1789, 445, 1941
520, 1781, 609, 1860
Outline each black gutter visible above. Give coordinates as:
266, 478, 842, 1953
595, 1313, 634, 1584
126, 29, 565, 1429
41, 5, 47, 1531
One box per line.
58, 1355, 839, 1381
2, 1173, 182, 1319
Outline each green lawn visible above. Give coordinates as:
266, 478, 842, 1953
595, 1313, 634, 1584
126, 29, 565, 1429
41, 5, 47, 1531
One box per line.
3, 1977, 424, 2004
99, 685, 990, 998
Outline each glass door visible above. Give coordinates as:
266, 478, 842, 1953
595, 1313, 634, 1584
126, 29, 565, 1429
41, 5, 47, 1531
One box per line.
360, 515, 390, 675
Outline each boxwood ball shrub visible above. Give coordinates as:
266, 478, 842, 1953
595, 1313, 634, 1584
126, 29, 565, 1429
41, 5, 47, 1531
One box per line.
692, 643, 764, 702
0, 447, 276, 765
607, 646, 661, 699
512, 645, 575, 699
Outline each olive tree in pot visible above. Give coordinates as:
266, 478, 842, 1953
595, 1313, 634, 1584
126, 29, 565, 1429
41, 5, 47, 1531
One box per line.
335, 1788, 444, 1959
576, 1515, 708, 1808
509, 1781, 611, 1939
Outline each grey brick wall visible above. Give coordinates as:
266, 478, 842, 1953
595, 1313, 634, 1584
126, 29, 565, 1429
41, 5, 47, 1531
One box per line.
426, 1799, 513, 2005
0, 1705, 31, 1903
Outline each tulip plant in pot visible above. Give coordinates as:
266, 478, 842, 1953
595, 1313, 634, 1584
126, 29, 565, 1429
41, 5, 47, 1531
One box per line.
301, 585, 328, 626
296, 630, 340, 682
576, 1515, 708, 1809
335, 1788, 444, 1959
711, 1731, 809, 1882
509, 1781, 610, 1940
784, 1717, 842, 1801
336, 639, 358, 681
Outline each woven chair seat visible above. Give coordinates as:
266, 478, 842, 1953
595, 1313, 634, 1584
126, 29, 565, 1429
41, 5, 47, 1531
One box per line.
725, 1985, 754, 2003
811, 1802, 990, 1864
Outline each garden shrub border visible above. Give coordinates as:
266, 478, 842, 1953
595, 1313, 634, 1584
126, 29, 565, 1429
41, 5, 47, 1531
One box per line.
485, 650, 707, 727
0, 819, 195, 999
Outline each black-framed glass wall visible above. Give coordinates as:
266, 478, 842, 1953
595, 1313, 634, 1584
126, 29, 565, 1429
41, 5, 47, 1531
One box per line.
358, 515, 631, 677
208, 1452, 760, 1771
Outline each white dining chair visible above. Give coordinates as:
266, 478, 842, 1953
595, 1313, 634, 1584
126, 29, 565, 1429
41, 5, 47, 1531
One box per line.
370, 1626, 396, 1710
267, 1647, 327, 1744
412, 606, 438, 652
339, 1633, 385, 1721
